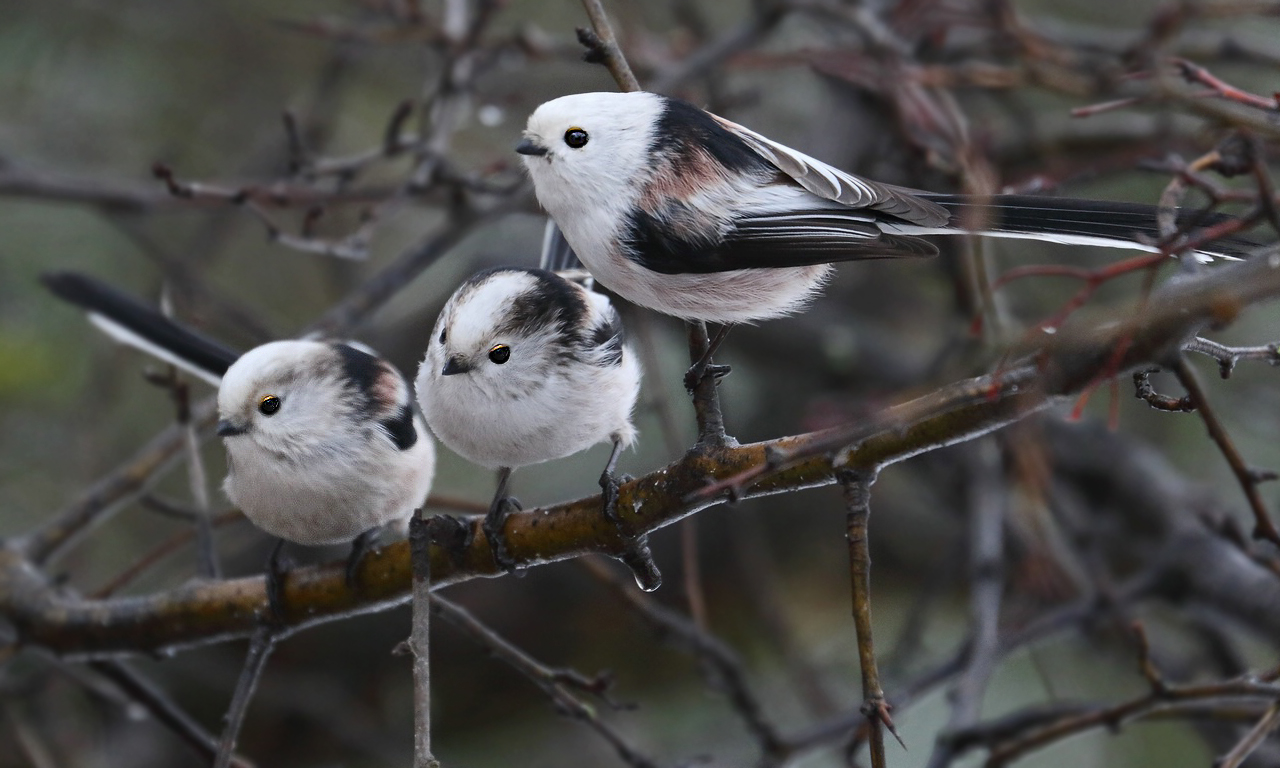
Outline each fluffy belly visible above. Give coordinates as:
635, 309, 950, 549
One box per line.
590, 257, 833, 324
225, 464, 409, 546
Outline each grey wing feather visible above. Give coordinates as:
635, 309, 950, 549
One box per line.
711, 114, 951, 228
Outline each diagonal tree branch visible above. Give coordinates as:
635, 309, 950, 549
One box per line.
4, 248, 1278, 659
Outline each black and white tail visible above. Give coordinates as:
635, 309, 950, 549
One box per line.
41, 272, 239, 386
903, 194, 1258, 262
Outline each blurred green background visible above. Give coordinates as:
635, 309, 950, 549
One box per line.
3, 1, 1280, 766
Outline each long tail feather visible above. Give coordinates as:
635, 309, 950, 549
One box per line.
911, 193, 1258, 260
42, 272, 239, 386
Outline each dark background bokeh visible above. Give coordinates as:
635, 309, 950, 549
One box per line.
3, 1, 1280, 766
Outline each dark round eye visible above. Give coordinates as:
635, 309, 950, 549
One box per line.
563, 128, 589, 149
258, 395, 281, 416
438, 328, 447, 345
488, 344, 511, 364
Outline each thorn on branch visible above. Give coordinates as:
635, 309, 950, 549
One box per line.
862, 697, 906, 750
1132, 369, 1195, 412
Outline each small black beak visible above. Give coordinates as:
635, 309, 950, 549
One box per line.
515, 137, 548, 157
441, 356, 472, 376
216, 420, 247, 437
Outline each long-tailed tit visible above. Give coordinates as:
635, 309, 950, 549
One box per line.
42, 272, 435, 598
517, 91, 1255, 326
414, 255, 644, 575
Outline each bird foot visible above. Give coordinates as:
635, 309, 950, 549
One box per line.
484, 496, 523, 574
683, 362, 731, 394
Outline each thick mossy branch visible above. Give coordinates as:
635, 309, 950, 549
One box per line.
5, 249, 1279, 659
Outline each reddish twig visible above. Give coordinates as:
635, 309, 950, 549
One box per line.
1171, 57, 1280, 111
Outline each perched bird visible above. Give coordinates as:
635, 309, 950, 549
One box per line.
41, 272, 435, 600
415, 230, 642, 574
517, 91, 1255, 326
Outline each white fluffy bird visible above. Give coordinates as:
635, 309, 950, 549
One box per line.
42, 273, 435, 593
415, 256, 641, 572
517, 91, 1254, 325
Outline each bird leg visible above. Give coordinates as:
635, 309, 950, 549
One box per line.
345, 527, 380, 589
264, 539, 291, 624
683, 323, 733, 393
484, 467, 521, 573
598, 437, 629, 530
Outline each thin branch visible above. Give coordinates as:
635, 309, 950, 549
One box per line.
1132, 368, 1195, 412
1217, 701, 1280, 768
1184, 336, 1280, 379
1170, 355, 1280, 545
3, 702, 58, 768
576, 0, 640, 92
579, 557, 787, 763
214, 626, 277, 768
431, 594, 658, 768
408, 514, 439, 768
88, 660, 251, 768
925, 440, 1007, 768
839, 469, 898, 768
984, 674, 1280, 766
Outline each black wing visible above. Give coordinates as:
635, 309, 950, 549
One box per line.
625, 208, 937, 275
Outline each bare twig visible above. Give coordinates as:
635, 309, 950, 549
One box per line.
1217, 701, 1280, 768
408, 514, 439, 768
926, 440, 1007, 768
579, 557, 787, 763
4, 702, 58, 768
1184, 336, 1280, 378
88, 660, 252, 768
1170, 355, 1280, 545
1132, 368, 1195, 412
576, 0, 640, 92
431, 593, 658, 768
985, 674, 1280, 766
839, 469, 899, 768
214, 626, 277, 768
